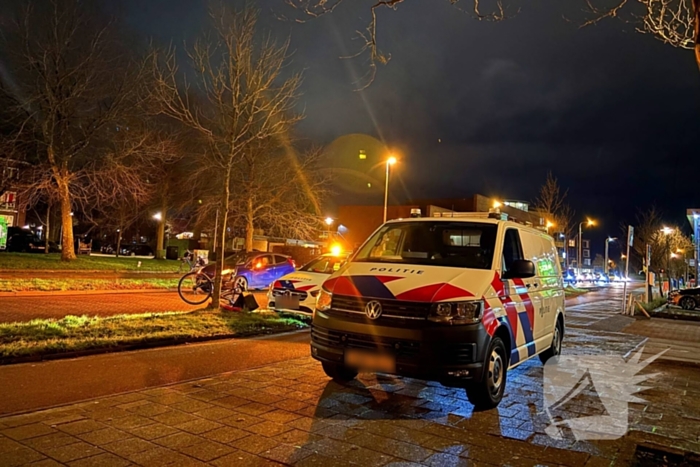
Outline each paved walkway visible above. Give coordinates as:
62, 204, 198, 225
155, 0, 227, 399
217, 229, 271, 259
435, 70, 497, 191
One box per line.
2, 291, 699, 466
1, 353, 697, 466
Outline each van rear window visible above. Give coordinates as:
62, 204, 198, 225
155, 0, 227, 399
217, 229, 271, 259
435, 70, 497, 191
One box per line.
354, 222, 497, 269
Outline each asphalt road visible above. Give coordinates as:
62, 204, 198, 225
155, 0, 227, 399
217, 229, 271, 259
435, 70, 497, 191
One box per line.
0, 330, 310, 416
0, 284, 642, 416
0, 290, 271, 322
0, 291, 201, 322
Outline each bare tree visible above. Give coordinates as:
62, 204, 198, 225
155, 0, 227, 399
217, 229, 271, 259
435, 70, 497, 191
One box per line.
583, 0, 700, 71
0, 0, 145, 260
286, 0, 699, 84
89, 125, 178, 256
149, 5, 303, 308
283, 0, 509, 89
534, 172, 567, 221
230, 142, 329, 251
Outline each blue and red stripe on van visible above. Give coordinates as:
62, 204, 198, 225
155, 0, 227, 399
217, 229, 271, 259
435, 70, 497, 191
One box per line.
322, 275, 474, 302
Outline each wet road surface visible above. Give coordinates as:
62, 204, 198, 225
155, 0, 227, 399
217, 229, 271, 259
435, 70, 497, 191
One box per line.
1, 285, 698, 466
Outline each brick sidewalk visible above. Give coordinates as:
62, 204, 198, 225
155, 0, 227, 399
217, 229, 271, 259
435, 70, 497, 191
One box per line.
2, 341, 698, 466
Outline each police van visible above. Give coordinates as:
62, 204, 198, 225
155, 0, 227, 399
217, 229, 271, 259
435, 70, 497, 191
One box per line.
311, 216, 565, 408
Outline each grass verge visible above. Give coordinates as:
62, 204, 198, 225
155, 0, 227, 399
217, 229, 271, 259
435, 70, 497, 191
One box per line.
641, 296, 668, 312
0, 311, 307, 359
0, 278, 180, 293
0, 253, 180, 272
564, 286, 589, 298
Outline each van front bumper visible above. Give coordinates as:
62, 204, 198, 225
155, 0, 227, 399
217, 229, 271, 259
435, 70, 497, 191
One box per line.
310, 311, 491, 386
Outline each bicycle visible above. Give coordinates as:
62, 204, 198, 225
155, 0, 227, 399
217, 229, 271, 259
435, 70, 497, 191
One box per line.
177, 266, 240, 307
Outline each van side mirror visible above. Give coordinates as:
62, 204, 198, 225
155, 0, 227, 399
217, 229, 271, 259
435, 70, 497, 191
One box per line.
503, 260, 536, 279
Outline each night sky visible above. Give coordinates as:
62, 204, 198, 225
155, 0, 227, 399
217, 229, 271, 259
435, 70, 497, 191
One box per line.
112, 0, 699, 255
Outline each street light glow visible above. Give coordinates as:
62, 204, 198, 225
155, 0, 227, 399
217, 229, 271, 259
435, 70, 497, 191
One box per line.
546, 220, 555, 229
325, 217, 334, 226
661, 226, 673, 235
493, 200, 502, 209
153, 212, 162, 221
387, 156, 397, 165
587, 218, 595, 227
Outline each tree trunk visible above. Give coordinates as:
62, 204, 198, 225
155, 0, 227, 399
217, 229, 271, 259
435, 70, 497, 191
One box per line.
57, 176, 76, 261
155, 198, 167, 260
211, 165, 232, 310
245, 197, 254, 253
694, 0, 700, 71
116, 228, 123, 258
44, 203, 51, 254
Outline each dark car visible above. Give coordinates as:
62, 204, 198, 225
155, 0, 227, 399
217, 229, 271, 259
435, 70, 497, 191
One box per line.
669, 287, 700, 310
5, 227, 46, 253
201, 251, 296, 291
119, 244, 154, 257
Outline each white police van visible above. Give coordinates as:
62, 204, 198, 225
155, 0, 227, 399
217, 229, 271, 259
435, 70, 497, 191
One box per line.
311, 216, 565, 408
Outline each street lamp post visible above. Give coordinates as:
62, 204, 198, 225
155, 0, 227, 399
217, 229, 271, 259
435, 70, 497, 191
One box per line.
383, 156, 397, 223
546, 220, 554, 234
578, 219, 596, 276
605, 237, 617, 276
660, 226, 674, 296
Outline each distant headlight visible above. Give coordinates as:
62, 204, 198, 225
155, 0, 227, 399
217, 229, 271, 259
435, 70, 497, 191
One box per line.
316, 288, 332, 311
428, 300, 483, 325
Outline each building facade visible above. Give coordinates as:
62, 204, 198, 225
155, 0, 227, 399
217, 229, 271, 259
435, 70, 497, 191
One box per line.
0, 159, 25, 229
337, 195, 546, 250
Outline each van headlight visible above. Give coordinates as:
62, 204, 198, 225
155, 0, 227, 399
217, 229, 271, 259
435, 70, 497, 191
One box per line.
428, 300, 482, 325
316, 288, 332, 311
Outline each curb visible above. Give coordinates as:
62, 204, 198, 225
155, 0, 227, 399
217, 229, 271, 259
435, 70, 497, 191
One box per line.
650, 311, 700, 322
0, 326, 307, 366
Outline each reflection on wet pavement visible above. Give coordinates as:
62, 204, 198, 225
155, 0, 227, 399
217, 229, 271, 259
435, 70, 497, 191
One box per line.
1, 296, 699, 466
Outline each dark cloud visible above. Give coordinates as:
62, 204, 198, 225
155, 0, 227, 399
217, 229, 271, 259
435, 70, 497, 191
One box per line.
108, 0, 700, 248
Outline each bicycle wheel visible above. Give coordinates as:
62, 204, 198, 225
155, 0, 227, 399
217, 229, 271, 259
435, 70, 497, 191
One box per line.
178, 272, 213, 305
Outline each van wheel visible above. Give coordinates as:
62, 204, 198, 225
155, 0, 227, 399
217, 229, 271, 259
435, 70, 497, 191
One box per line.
680, 297, 697, 310
322, 362, 357, 382
539, 319, 563, 364
465, 337, 507, 409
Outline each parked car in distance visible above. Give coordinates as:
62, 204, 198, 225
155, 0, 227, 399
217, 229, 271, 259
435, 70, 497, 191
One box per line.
268, 252, 350, 316
119, 244, 154, 257
4, 227, 45, 253
668, 287, 700, 310
201, 251, 296, 291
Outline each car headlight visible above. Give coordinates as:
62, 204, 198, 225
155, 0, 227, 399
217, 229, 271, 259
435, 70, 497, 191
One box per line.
316, 288, 332, 311
428, 300, 482, 325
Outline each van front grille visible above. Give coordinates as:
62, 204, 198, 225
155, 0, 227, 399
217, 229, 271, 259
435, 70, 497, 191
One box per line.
330, 295, 430, 321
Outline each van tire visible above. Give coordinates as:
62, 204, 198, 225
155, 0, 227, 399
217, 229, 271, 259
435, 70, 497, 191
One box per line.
465, 337, 507, 409
539, 319, 563, 364
322, 362, 357, 382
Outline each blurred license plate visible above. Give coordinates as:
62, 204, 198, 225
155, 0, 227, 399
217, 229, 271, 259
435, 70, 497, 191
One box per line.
276, 294, 300, 310
345, 350, 395, 373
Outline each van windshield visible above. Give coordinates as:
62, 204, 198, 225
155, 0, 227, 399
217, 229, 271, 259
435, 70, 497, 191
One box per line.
354, 221, 497, 269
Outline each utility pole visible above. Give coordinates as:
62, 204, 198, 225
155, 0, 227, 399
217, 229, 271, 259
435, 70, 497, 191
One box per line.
604, 237, 617, 277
